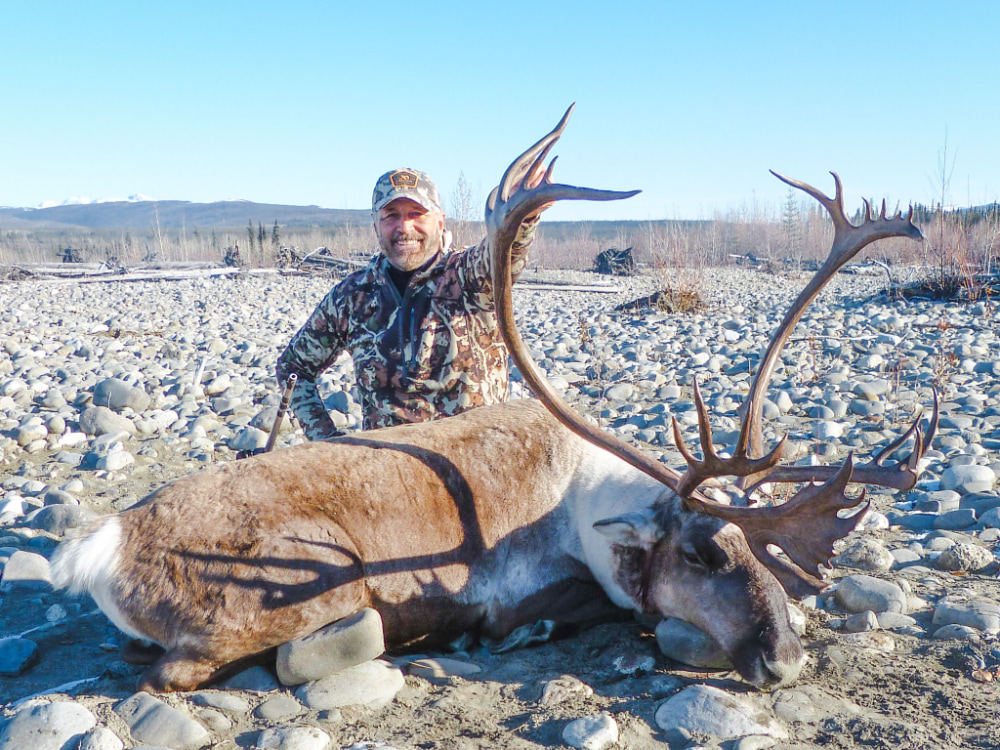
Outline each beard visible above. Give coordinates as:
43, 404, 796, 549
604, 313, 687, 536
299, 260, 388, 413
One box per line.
379, 226, 442, 271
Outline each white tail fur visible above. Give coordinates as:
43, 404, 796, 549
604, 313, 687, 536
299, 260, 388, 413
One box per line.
51, 518, 144, 640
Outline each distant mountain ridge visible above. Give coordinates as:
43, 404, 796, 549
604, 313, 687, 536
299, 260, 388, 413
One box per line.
0, 200, 372, 229
35, 194, 156, 208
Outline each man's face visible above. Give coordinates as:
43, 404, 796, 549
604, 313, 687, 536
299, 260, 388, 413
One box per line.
375, 197, 445, 271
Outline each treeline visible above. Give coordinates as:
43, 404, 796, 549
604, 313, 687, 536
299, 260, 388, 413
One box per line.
1, 203, 996, 284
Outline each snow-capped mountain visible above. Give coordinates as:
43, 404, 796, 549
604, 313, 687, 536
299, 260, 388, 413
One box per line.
35, 194, 155, 209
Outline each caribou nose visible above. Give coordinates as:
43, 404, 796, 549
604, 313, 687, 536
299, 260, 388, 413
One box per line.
759, 650, 806, 689
738, 624, 806, 689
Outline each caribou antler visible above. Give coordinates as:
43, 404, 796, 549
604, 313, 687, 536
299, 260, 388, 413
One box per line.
739, 172, 924, 476
491, 133, 932, 596
486, 104, 641, 257
695, 458, 870, 597
488, 107, 685, 491
741, 391, 939, 494
671, 172, 929, 593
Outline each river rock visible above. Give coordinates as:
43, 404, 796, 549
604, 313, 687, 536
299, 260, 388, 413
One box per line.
0, 701, 97, 750
79, 406, 136, 436
876, 612, 919, 631
654, 685, 788, 740
603, 383, 634, 401
562, 713, 619, 750
15, 422, 48, 446
813, 421, 844, 440
26, 504, 97, 535
78, 726, 125, 750
249, 406, 293, 434
833, 538, 894, 573
932, 509, 977, 530
932, 600, 1000, 632
255, 725, 331, 750
276, 607, 385, 685
294, 659, 404, 710
932, 624, 981, 641
0, 549, 52, 592
890, 548, 922, 566
220, 666, 280, 692
115, 692, 210, 749
940, 465, 996, 494
0, 637, 39, 676
655, 617, 731, 668
93, 378, 150, 412
935, 543, 995, 572
845, 610, 879, 632
228, 426, 268, 453
979, 507, 1000, 529
850, 399, 884, 417
835, 575, 906, 614
407, 657, 482, 680
253, 695, 306, 721
540, 675, 594, 706
190, 691, 251, 713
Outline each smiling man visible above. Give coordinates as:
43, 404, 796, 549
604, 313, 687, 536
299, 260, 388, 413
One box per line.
276, 168, 545, 438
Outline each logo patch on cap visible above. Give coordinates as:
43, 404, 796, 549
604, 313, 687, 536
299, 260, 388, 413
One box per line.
390, 170, 419, 189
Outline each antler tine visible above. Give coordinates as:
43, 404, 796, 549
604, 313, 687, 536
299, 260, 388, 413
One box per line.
543, 156, 559, 184
869, 420, 921, 469
674, 378, 787, 498
771, 170, 849, 233
741, 392, 939, 493
922, 388, 940, 453
869, 389, 938, 469
495, 103, 575, 204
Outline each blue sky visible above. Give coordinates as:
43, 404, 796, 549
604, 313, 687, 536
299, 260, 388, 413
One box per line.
2, 1, 997, 220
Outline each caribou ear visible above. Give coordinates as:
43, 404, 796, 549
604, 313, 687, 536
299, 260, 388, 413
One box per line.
593, 511, 662, 550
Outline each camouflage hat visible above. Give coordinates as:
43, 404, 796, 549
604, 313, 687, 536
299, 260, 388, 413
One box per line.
371, 168, 443, 215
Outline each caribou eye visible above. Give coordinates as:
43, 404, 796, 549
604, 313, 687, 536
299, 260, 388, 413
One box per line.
681, 546, 707, 568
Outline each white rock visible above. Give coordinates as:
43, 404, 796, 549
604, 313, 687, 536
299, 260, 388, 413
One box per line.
78, 726, 125, 750
813, 421, 844, 440
255, 725, 331, 750
0, 701, 97, 750
562, 713, 619, 750
654, 685, 788, 740
0, 494, 25, 517
940, 465, 995, 494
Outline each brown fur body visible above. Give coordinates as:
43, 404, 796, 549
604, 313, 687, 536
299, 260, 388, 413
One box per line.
54, 400, 803, 691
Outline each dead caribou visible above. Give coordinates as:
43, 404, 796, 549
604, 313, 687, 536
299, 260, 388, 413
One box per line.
53, 107, 934, 693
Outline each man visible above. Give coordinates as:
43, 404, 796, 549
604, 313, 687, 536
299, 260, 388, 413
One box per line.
276, 168, 545, 440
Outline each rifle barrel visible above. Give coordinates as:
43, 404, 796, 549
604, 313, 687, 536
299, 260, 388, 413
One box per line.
264, 373, 297, 453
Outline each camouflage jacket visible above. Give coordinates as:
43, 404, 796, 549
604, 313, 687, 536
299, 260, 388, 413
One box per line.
276, 220, 537, 439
